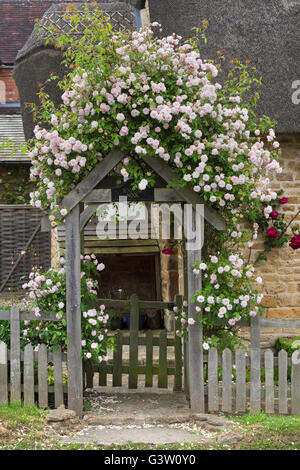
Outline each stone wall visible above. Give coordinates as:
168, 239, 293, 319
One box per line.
239, 133, 300, 350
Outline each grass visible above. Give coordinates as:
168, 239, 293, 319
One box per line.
0, 403, 299, 450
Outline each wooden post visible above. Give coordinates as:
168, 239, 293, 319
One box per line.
265, 349, 274, 414
235, 348, 246, 413
24, 344, 34, 405
222, 348, 232, 413
79, 202, 85, 255
53, 346, 64, 408
38, 344, 48, 408
10, 306, 21, 403
173, 294, 183, 392
128, 294, 139, 389
66, 205, 83, 416
250, 313, 261, 413
186, 207, 205, 412
291, 350, 300, 415
278, 349, 288, 415
0, 341, 8, 405
182, 241, 190, 399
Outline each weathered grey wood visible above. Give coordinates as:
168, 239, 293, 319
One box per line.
291, 350, 300, 415
154, 188, 184, 202
235, 349, 246, 413
83, 189, 112, 203
10, 306, 21, 402
98, 349, 107, 386
41, 213, 52, 232
158, 330, 168, 388
83, 187, 202, 204
145, 330, 153, 387
278, 349, 288, 415
113, 331, 122, 387
79, 202, 85, 255
222, 348, 232, 413
0, 341, 8, 404
260, 319, 300, 328
79, 204, 99, 232
264, 349, 274, 414
24, 344, 35, 405
0, 222, 41, 293
181, 243, 190, 400
128, 294, 139, 389
53, 347, 64, 408
208, 347, 219, 412
141, 154, 225, 230
0, 311, 60, 321
66, 205, 83, 415
38, 344, 48, 408
173, 294, 183, 392
62, 150, 124, 212
250, 314, 261, 413
187, 208, 205, 412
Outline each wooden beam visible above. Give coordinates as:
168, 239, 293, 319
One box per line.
187, 208, 205, 412
83, 189, 111, 204
62, 150, 125, 212
83, 188, 184, 204
79, 205, 99, 232
141, 155, 225, 230
65, 205, 83, 416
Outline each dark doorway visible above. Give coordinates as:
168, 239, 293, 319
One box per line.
97, 254, 160, 301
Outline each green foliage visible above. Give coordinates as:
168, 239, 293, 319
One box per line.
275, 336, 300, 357
0, 165, 34, 204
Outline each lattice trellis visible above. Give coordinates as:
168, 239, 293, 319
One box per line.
0, 206, 51, 290
38, 6, 136, 39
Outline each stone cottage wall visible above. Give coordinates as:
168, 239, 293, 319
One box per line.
240, 134, 300, 349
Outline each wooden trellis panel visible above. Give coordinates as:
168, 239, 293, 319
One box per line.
0, 205, 50, 290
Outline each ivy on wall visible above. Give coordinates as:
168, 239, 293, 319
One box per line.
0, 164, 34, 204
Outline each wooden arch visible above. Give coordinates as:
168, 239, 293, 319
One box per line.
42, 149, 225, 415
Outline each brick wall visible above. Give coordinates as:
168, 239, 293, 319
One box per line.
0, 68, 19, 102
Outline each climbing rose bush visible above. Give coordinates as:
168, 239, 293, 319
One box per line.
21, 254, 113, 362
26, 7, 287, 349
173, 253, 264, 347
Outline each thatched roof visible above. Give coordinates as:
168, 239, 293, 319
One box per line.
148, 0, 300, 133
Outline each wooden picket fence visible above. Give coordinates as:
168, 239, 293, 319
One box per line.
201, 315, 300, 415
0, 307, 66, 408
0, 303, 300, 415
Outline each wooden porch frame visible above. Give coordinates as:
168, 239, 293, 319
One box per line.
43, 149, 225, 415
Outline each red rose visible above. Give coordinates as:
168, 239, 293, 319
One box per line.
162, 245, 175, 255
270, 211, 278, 220
279, 197, 288, 204
289, 234, 300, 250
266, 227, 279, 239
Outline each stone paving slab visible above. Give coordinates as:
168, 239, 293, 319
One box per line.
60, 426, 206, 446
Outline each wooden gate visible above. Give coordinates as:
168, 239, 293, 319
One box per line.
88, 294, 183, 391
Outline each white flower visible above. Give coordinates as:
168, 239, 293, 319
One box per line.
256, 276, 262, 284
138, 179, 148, 190
188, 318, 195, 325
203, 342, 210, 350
58, 302, 64, 310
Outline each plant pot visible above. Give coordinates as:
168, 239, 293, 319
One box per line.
125, 312, 147, 330
110, 317, 123, 330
